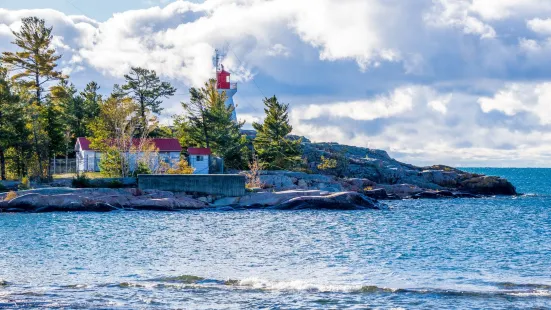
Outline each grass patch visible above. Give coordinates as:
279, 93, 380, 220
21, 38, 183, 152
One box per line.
4, 191, 17, 201
54, 172, 105, 179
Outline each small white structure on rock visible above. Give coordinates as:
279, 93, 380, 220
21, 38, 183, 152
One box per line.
187, 148, 211, 174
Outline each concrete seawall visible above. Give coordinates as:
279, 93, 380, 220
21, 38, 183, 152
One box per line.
138, 174, 246, 197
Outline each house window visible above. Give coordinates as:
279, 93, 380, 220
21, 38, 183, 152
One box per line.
196, 155, 204, 162
225, 76, 230, 83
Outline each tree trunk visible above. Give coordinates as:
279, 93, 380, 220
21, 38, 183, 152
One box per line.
0, 147, 6, 180
31, 115, 44, 180
33, 72, 45, 180
140, 96, 146, 137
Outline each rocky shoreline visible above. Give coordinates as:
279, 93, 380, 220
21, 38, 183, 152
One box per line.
0, 142, 518, 213
0, 188, 384, 213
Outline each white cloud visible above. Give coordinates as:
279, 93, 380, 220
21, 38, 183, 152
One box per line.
478, 83, 551, 125
527, 18, 551, 35
428, 94, 452, 114
267, 44, 290, 57
470, 0, 551, 20
4, 1, 551, 166
424, 0, 496, 38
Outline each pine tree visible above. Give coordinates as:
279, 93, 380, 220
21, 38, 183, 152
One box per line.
80, 81, 101, 135
115, 67, 176, 133
1, 17, 65, 179
0, 68, 23, 180
179, 79, 246, 169
252, 96, 302, 170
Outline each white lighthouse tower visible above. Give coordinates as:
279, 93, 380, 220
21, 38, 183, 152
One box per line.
214, 51, 237, 121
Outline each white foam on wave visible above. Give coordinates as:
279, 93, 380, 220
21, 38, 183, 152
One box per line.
507, 290, 551, 297
236, 277, 380, 293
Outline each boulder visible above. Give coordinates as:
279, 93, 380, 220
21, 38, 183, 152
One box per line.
259, 174, 296, 189
212, 197, 240, 207
420, 170, 459, 187
411, 190, 456, 199
378, 184, 424, 199
460, 176, 517, 195
272, 192, 383, 210
363, 188, 389, 200
237, 190, 326, 207
340, 178, 376, 192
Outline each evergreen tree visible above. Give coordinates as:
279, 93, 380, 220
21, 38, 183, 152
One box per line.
252, 96, 302, 170
81, 81, 102, 125
115, 67, 176, 133
0, 68, 23, 180
42, 95, 66, 162
1, 17, 65, 179
178, 79, 246, 169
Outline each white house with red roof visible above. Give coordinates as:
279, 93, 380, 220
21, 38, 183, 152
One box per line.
75, 137, 197, 173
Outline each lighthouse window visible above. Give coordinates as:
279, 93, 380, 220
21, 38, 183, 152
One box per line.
226, 76, 230, 83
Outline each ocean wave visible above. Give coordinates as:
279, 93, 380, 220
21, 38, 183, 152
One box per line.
146, 274, 551, 298
5, 276, 551, 301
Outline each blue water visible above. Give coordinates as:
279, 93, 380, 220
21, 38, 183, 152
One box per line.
1, 168, 551, 309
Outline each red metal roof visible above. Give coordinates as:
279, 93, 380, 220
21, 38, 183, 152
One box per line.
187, 147, 212, 155
76, 137, 182, 152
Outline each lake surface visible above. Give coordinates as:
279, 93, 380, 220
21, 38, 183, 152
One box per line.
1, 168, 550, 309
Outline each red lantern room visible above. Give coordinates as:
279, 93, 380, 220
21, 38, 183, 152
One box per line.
216, 65, 231, 89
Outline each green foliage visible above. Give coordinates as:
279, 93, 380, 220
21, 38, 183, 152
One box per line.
165, 159, 195, 175
317, 156, 338, 170
106, 180, 124, 188
252, 96, 302, 170
0, 67, 26, 180
316, 150, 350, 177
178, 79, 247, 170
18, 176, 30, 190
133, 161, 152, 177
99, 147, 126, 178
81, 81, 101, 127
149, 125, 174, 138
42, 95, 66, 159
72, 173, 92, 188
1, 17, 64, 103
1, 17, 65, 179
114, 67, 176, 132
0, 183, 6, 193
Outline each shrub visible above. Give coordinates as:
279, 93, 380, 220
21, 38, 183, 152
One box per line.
18, 177, 30, 190
4, 191, 17, 201
244, 155, 263, 189
317, 156, 337, 170
166, 159, 195, 175
132, 161, 152, 177
107, 180, 124, 188
72, 173, 92, 188
99, 147, 126, 177
0, 183, 6, 193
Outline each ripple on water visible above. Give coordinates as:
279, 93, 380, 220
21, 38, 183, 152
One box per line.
1, 168, 551, 308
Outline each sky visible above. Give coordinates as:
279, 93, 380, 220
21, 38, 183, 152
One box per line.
1, 0, 551, 167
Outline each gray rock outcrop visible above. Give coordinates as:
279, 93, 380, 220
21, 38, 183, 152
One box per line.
0, 188, 207, 213
298, 142, 517, 196
271, 192, 383, 210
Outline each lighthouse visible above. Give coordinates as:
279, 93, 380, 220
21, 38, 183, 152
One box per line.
215, 52, 237, 121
